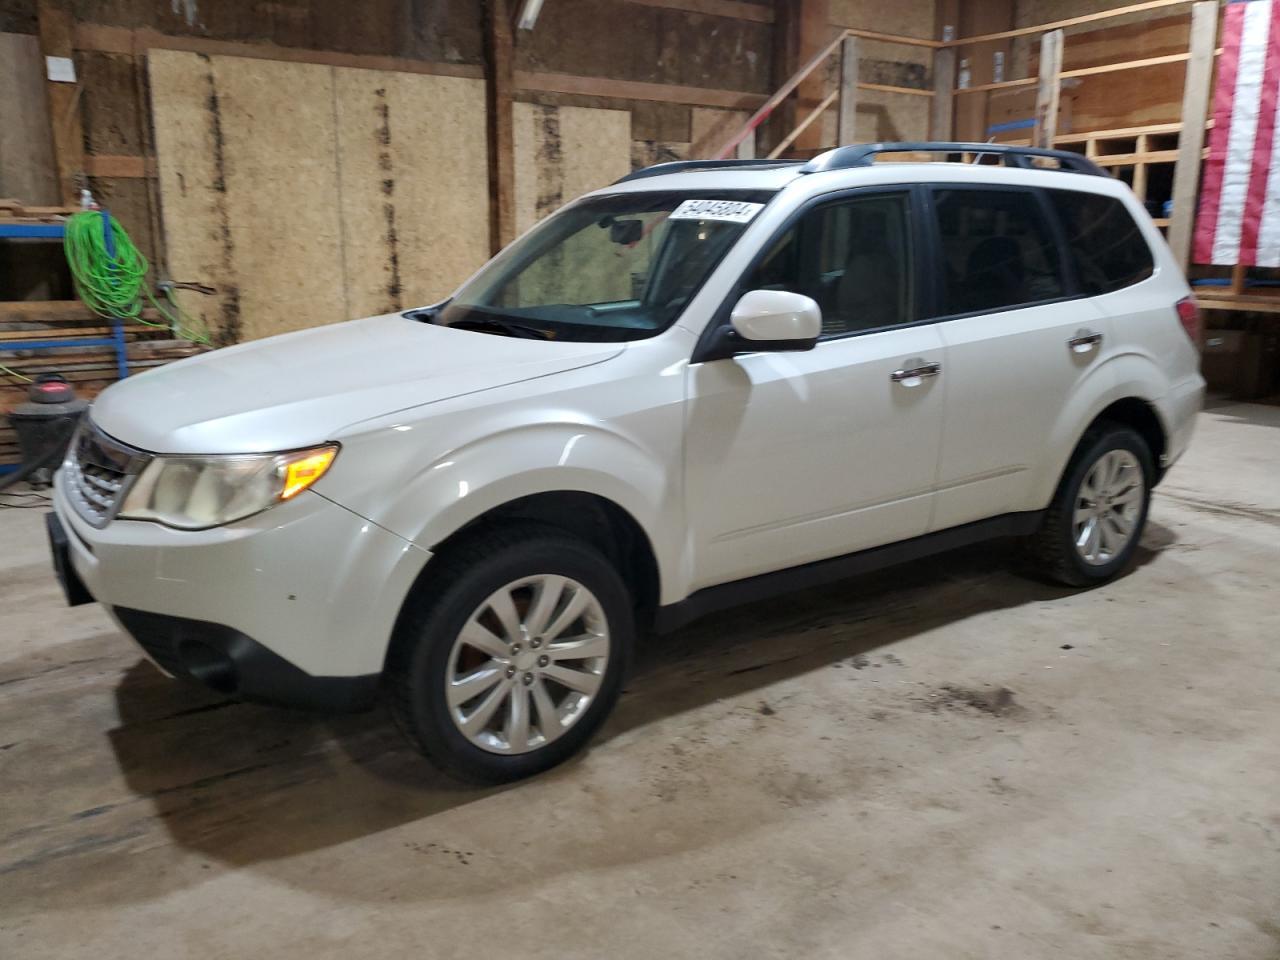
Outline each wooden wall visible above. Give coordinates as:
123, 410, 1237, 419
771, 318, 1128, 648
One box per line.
149, 50, 491, 344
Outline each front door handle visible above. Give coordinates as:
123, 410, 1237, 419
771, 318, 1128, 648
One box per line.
1068, 330, 1103, 354
890, 359, 942, 385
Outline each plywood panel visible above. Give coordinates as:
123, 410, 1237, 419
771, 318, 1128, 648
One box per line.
334, 68, 489, 317
214, 56, 346, 341
151, 49, 489, 343
149, 49, 240, 344
512, 103, 631, 235
0, 32, 59, 204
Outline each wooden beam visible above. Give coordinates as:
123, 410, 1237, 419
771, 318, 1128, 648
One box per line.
619, 0, 775, 22
837, 35, 858, 145
514, 70, 767, 110
1168, 1, 1217, 271
73, 23, 485, 80
839, 27, 941, 49
484, 0, 516, 254
1033, 29, 1063, 149
944, 0, 1194, 48
930, 47, 956, 139
38, 0, 85, 206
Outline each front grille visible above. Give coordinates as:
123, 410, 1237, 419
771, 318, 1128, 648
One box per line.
64, 422, 149, 527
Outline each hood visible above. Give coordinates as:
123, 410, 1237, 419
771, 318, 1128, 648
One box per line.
91, 313, 624, 454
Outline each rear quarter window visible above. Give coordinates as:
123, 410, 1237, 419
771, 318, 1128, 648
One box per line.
1047, 189, 1154, 295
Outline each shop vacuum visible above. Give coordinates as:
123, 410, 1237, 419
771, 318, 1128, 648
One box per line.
4, 374, 88, 489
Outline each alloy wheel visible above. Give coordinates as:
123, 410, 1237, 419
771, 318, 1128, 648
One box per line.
444, 575, 610, 754
1073, 448, 1144, 566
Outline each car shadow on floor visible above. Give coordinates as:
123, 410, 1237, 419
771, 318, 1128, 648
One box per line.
102, 524, 1175, 877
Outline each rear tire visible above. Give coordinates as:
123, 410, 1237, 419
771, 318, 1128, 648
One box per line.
1024, 423, 1153, 587
386, 522, 633, 784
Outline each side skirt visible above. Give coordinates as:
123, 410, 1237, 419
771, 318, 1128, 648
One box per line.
653, 511, 1045, 634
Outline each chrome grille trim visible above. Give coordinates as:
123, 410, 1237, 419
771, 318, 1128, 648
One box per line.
63, 422, 152, 528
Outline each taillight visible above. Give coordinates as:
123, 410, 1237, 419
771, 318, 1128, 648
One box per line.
1175, 296, 1201, 344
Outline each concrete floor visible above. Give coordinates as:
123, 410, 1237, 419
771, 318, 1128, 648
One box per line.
1, 400, 1278, 960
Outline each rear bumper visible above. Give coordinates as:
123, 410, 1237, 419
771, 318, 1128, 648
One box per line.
1156, 372, 1206, 474
111, 606, 379, 711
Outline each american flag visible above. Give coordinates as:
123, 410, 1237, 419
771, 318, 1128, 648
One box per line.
1195, 0, 1280, 266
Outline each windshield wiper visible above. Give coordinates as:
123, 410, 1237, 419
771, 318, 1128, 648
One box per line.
448, 317, 552, 340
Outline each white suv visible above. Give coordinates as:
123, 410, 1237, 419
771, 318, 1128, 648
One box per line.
48, 143, 1205, 782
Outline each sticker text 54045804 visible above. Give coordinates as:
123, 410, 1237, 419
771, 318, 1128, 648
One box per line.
668, 199, 765, 224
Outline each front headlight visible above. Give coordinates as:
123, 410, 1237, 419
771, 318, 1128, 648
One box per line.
118, 444, 339, 529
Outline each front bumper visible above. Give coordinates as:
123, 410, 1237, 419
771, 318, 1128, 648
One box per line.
51, 469, 431, 708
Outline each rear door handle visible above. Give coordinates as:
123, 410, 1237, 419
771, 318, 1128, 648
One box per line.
1068, 330, 1103, 353
890, 360, 942, 384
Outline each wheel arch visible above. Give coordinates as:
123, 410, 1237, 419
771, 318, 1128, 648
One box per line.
387, 490, 664, 669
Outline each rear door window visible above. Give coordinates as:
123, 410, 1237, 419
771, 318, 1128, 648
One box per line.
931, 187, 1066, 315
1047, 189, 1154, 294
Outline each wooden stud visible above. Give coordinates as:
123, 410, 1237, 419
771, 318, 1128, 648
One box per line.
837, 35, 859, 146
484, 0, 516, 254
1168, 1, 1218, 271
855, 81, 933, 97
37, 0, 85, 206
931, 47, 956, 140
1033, 29, 1064, 149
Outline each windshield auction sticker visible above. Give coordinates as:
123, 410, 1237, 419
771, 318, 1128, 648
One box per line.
668, 199, 765, 223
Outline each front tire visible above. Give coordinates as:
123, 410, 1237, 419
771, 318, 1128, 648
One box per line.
386, 523, 633, 783
1025, 423, 1153, 587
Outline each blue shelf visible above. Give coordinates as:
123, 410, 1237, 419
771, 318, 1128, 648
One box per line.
1, 214, 129, 381
0, 223, 67, 239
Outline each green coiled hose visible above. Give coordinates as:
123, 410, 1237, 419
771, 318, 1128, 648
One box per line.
63, 210, 210, 345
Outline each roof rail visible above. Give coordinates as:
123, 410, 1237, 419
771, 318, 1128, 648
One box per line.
801, 142, 1106, 177
614, 158, 802, 184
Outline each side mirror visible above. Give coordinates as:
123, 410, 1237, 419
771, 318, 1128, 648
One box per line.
729, 289, 821, 348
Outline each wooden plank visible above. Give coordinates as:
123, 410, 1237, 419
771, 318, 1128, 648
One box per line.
619, 0, 774, 23
945, 0, 1194, 48
38, 1, 85, 206
514, 70, 767, 111
930, 47, 956, 139
484, 0, 516, 253
768, 90, 838, 159
857, 81, 933, 97
1196, 292, 1280, 314
1033, 29, 1063, 149
710, 28, 848, 158
74, 24, 485, 80
0, 32, 60, 204
841, 28, 941, 49
1064, 52, 1192, 79
837, 36, 859, 146
82, 155, 156, 178
1168, 1, 1217, 271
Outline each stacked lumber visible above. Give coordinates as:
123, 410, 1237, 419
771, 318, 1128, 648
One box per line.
0, 300, 209, 467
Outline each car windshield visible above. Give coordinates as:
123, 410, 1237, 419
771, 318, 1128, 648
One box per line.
422, 189, 776, 342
